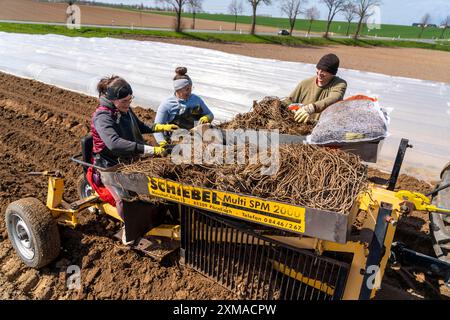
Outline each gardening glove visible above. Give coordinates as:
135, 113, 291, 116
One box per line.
158, 140, 169, 148
153, 146, 166, 156
143, 145, 166, 156
294, 104, 315, 123
153, 123, 179, 132
199, 114, 213, 124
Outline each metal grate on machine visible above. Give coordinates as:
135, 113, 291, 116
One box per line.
180, 207, 350, 300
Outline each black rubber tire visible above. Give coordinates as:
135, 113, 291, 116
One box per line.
76, 173, 93, 199
431, 167, 450, 263
5, 197, 60, 268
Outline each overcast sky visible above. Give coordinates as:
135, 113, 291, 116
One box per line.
86, 0, 450, 26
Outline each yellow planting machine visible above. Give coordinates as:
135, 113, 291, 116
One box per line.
5, 136, 450, 300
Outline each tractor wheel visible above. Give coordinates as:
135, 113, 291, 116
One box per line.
430, 166, 450, 263
77, 173, 93, 199
5, 198, 60, 268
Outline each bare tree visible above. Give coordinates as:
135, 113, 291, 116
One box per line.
187, 0, 203, 29
280, 0, 308, 35
440, 15, 449, 39
418, 13, 431, 39
353, 0, 381, 39
305, 6, 320, 36
158, 0, 188, 32
321, 0, 345, 38
247, 0, 273, 35
342, 1, 357, 36
228, 0, 244, 31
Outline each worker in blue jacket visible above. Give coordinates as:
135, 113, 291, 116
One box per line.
154, 67, 214, 145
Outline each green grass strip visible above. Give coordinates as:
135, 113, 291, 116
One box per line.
0, 22, 449, 52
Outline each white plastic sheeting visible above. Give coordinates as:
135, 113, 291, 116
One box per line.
0, 32, 449, 181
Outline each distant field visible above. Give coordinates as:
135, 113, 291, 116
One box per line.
0, 22, 449, 52
151, 11, 449, 40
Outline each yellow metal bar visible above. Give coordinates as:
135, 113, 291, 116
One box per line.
144, 224, 180, 240
59, 213, 78, 229
369, 217, 398, 299
49, 208, 78, 228
97, 203, 123, 222
395, 190, 450, 213
46, 177, 64, 216
359, 185, 403, 212
271, 260, 335, 296
322, 241, 368, 300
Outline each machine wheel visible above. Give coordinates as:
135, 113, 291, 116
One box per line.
76, 173, 99, 214
5, 198, 60, 268
77, 173, 93, 199
430, 165, 450, 263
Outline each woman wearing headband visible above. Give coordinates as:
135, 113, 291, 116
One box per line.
154, 67, 214, 145
91, 75, 178, 168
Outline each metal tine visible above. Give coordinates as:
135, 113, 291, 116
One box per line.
303, 255, 315, 300
189, 210, 197, 266
279, 246, 290, 300
327, 263, 336, 301
239, 232, 249, 277
255, 238, 267, 300
228, 227, 238, 291
242, 234, 256, 298
218, 224, 228, 285
310, 256, 322, 300
283, 249, 296, 300
204, 214, 210, 276
234, 229, 246, 293
296, 253, 306, 300
217, 222, 224, 284
203, 214, 211, 276
183, 207, 189, 265
186, 206, 194, 265
229, 227, 239, 292
211, 217, 217, 278
197, 211, 203, 271
198, 213, 203, 272
311, 259, 321, 300
290, 252, 301, 300
248, 237, 263, 299
334, 265, 347, 300
200, 213, 206, 274
222, 225, 230, 288
260, 243, 273, 300
209, 214, 216, 276
224, 226, 234, 288
246, 236, 256, 299
271, 246, 284, 300
265, 244, 278, 300
194, 210, 199, 269
200, 214, 208, 270
223, 224, 231, 286
212, 219, 220, 281
266, 246, 275, 300
204, 215, 209, 272
317, 261, 329, 301
188, 208, 192, 265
